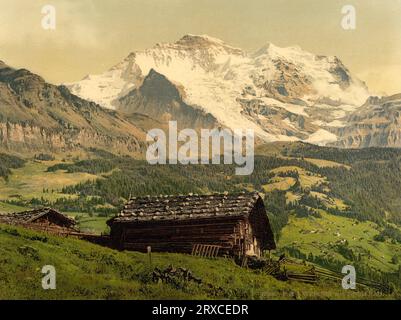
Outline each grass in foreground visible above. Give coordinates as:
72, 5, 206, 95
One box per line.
0, 224, 394, 300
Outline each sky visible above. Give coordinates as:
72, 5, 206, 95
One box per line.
0, 0, 400, 95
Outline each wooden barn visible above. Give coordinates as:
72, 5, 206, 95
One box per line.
107, 192, 276, 258
0, 208, 77, 234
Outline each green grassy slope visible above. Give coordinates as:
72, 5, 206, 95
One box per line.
0, 160, 98, 202
0, 224, 392, 300
279, 212, 401, 274
2, 144, 401, 291
0, 151, 115, 234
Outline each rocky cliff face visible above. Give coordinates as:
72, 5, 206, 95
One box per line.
333, 94, 401, 148
0, 122, 143, 153
117, 69, 219, 130
0, 61, 146, 154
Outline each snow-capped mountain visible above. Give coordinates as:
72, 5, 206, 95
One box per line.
68, 34, 371, 145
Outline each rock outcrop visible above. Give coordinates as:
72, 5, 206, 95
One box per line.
333, 94, 401, 148
0, 61, 146, 154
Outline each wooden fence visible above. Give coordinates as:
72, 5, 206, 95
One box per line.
260, 256, 392, 293
191, 244, 221, 258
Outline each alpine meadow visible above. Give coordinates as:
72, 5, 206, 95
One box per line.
1, 0, 401, 302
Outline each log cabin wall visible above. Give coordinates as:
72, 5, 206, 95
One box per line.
34, 215, 70, 229
111, 216, 247, 256
23, 216, 74, 234
107, 192, 277, 258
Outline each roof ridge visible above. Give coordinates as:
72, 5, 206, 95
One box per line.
0, 208, 75, 224
129, 191, 259, 201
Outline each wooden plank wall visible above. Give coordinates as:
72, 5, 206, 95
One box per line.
112, 217, 246, 256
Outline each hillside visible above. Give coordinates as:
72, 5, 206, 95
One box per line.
0, 153, 26, 180
0, 224, 392, 300
2, 143, 401, 289
0, 61, 147, 155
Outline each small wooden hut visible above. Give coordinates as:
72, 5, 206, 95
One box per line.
0, 208, 77, 234
107, 192, 276, 258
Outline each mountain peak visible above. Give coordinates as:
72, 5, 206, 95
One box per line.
174, 34, 243, 54
253, 42, 308, 59
125, 52, 136, 60
139, 69, 181, 102
0, 60, 9, 69
68, 35, 371, 145
176, 34, 226, 46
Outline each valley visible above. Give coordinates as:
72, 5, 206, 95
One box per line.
2, 142, 401, 291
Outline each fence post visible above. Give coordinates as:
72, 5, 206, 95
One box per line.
147, 246, 152, 266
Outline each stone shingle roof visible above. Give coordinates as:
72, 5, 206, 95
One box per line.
0, 208, 76, 227
109, 192, 263, 223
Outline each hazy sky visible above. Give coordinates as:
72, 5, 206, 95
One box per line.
1, 0, 400, 95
